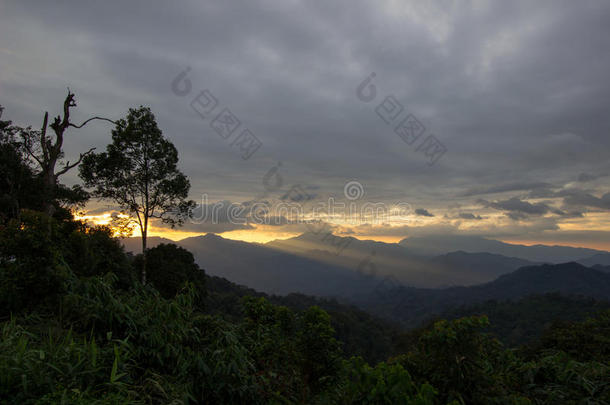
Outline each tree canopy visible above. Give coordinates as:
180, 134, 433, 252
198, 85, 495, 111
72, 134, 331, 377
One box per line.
79, 106, 194, 283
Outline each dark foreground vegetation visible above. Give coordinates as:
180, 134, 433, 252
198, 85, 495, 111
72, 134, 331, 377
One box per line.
1, 98, 609, 404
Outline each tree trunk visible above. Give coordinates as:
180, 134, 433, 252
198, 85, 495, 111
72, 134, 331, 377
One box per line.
141, 227, 147, 285
42, 170, 56, 217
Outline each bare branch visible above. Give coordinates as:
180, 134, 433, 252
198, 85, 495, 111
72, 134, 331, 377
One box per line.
23, 142, 44, 167
40, 112, 49, 162
69, 116, 119, 129
18, 129, 44, 167
56, 147, 95, 176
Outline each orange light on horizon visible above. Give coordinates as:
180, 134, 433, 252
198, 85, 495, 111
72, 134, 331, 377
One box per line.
499, 238, 610, 252
73, 212, 137, 238
73, 209, 610, 251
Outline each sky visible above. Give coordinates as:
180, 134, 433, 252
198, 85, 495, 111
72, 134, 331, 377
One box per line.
1, 0, 610, 249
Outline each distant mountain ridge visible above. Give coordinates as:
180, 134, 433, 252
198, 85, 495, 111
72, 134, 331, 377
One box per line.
125, 234, 389, 296
578, 253, 610, 267
592, 264, 610, 273
354, 262, 610, 326
122, 233, 609, 294
122, 236, 174, 253
427, 251, 535, 286
264, 232, 539, 287
121, 236, 610, 328
398, 234, 608, 263
123, 233, 542, 291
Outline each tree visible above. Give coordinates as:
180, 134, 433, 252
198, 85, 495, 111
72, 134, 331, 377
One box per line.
536, 309, 610, 363
395, 316, 507, 403
16, 91, 117, 216
79, 107, 194, 284
297, 306, 342, 393
133, 243, 206, 306
0, 210, 69, 314
0, 107, 43, 220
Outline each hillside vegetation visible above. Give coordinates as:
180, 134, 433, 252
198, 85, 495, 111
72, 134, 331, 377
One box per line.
2, 212, 610, 403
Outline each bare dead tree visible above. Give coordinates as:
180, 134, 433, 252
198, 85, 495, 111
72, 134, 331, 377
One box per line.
19, 89, 118, 216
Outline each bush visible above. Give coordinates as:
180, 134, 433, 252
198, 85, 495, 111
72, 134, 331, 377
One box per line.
517, 352, 610, 404
3, 209, 610, 404
323, 356, 438, 405
0, 211, 138, 317
133, 244, 205, 306
0, 317, 136, 404
535, 310, 610, 363
0, 210, 69, 315
64, 223, 135, 289
61, 274, 260, 404
395, 316, 511, 404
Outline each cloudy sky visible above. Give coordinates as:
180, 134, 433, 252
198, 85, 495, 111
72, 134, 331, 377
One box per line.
1, 0, 610, 248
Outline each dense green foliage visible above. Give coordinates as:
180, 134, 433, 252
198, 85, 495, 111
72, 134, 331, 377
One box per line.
133, 244, 206, 307
442, 294, 610, 347
2, 214, 609, 404
0, 124, 43, 219
532, 310, 610, 363
204, 276, 401, 364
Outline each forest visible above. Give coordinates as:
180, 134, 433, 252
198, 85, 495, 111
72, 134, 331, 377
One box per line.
1, 95, 609, 404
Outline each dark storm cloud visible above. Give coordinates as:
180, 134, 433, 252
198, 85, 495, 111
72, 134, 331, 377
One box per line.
478, 197, 550, 215
459, 182, 552, 197
521, 187, 610, 213
478, 196, 567, 220
415, 208, 434, 217
558, 190, 610, 211
154, 200, 255, 233
457, 213, 483, 220
154, 198, 311, 233
2, 0, 610, 245
578, 173, 609, 183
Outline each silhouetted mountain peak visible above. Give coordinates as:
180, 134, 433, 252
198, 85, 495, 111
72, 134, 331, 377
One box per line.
354, 262, 610, 326
399, 234, 607, 262
507, 261, 592, 276
201, 233, 223, 240
578, 253, 610, 267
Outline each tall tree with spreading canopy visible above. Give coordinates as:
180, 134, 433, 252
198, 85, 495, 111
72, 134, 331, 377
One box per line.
79, 107, 194, 284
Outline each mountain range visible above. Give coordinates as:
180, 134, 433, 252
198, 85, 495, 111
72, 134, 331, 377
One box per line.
122, 233, 609, 294
398, 234, 607, 263
577, 253, 610, 267
122, 234, 610, 335
354, 262, 610, 326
